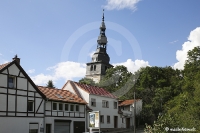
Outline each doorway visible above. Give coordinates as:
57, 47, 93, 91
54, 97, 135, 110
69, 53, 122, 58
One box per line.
114, 116, 118, 128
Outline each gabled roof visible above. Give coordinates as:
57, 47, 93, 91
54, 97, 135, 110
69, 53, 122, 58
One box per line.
119, 99, 141, 106
38, 86, 87, 105
65, 80, 117, 99
0, 59, 46, 99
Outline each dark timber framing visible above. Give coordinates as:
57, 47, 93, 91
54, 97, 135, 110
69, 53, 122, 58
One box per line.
0, 60, 46, 118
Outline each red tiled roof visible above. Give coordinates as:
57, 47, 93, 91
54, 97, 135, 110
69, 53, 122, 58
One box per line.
0, 62, 11, 70
38, 86, 87, 104
119, 99, 141, 106
73, 81, 117, 99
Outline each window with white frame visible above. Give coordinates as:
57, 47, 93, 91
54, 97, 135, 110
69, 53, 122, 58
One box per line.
75, 105, 79, 111
53, 103, 57, 110
65, 104, 69, 111
8, 76, 15, 88
114, 101, 118, 109
59, 103, 63, 110
102, 100, 109, 108
28, 100, 34, 112
70, 104, 74, 111
91, 98, 96, 107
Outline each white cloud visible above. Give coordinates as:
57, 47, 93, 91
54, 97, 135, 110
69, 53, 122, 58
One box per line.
89, 51, 95, 58
31, 59, 149, 86
31, 61, 86, 86
173, 27, 200, 70
103, 0, 141, 11
31, 74, 54, 86
113, 59, 150, 73
27, 69, 35, 74
170, 40, 178, 44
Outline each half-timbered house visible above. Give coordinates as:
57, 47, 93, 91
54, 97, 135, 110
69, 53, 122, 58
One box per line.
0, 56, 45, 133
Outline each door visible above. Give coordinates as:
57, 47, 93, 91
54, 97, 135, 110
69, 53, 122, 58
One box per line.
74, 121, 85, 133
126, 118, 130, 128
114, 116, 118, 128
54, 121, 70, 133
46, 124, 51, 133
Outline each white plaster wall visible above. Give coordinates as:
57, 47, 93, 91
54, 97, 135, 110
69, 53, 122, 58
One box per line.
0, 94, 6, 111
17, 77, 27, 90
36, 98, 44, 113
19, 72, 25, 77
0, 74, 7, 87
0, 117, 44, 133
88, 94, 119, 129
8, 95, 15, 111
62, 82, 76, 94
76, 85, 89, 103
8, 64, 19, 76
28, 82, 36, 91
1, 69, 7, 74
17, 96, 27, 112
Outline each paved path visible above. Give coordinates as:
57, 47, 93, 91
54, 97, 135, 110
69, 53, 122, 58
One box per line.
125, 129, 145, 133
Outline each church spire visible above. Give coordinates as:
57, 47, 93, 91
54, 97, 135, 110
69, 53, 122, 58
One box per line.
97, 9, 107, 48
102, 9, 104, 22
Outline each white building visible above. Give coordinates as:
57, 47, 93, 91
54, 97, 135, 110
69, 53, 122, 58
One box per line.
62, 80, 122, 131
0, 56, 45, 133
118, 99, 142, 128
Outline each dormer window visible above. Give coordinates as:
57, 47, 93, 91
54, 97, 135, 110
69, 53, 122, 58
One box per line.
8, 76, 15, 88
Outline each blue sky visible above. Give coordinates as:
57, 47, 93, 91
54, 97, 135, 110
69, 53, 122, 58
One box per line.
0, 0, 200, 88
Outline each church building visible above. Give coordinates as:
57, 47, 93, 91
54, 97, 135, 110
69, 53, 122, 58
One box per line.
85, 10, 113, 83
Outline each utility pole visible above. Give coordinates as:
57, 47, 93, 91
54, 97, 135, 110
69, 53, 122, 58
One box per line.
134, 92, 136, 133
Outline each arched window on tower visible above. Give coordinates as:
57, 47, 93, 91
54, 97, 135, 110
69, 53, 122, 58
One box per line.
94, 65, 96, 71
90, 65, 93, 71
105, 66, 107, 72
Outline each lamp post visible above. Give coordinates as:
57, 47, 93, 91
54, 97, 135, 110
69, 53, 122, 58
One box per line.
134, 92, 136, 133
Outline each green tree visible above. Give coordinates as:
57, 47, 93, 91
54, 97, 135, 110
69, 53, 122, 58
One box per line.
46, 80, 55, 88
79, 77, 96, 85
98, 65, 133, 93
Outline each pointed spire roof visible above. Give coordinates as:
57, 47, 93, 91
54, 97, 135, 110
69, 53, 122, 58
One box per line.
102, 9, 104, 22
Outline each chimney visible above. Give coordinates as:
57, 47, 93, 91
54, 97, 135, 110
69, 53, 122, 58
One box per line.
12, 55, 20, 64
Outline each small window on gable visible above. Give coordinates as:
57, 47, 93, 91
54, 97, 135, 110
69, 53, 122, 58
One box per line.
53, 103, 57, 110
65, 104, 69, 111
28, 100, 34, 112
8, 76, 15, 88
76, 105, 79, 111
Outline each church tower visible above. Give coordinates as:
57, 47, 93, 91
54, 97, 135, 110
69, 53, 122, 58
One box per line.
85, 9, 113, 83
